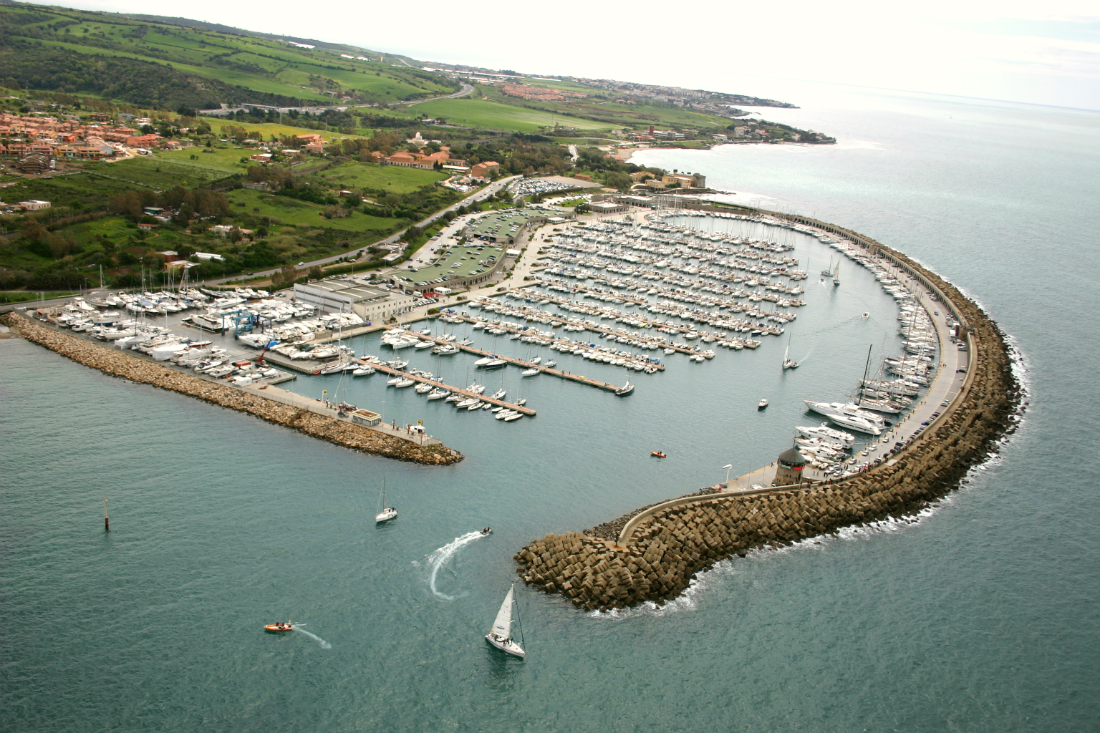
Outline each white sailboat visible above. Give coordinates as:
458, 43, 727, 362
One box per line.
782, 335, 799, 370
485, 584, 525, 658
832, 262, 841, 287
375, 478, 397, 524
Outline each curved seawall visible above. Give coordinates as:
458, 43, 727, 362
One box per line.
4, 313, 463, 466
514, 212, 1023, 612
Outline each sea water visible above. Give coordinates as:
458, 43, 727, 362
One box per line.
3, 84, 1099, 730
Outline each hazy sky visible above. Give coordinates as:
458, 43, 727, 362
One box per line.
53, 0, 1100, 110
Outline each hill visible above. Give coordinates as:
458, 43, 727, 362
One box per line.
0, 2, 459, 110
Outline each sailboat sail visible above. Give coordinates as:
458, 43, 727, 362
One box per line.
491, 586, 514, 640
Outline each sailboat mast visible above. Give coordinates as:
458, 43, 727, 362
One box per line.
512, 583, 525, 648
858, 344, 873, 406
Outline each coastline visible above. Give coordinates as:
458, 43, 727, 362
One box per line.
2, 313, 464, 466
513, 210, 1022, 612
618, 138, 836, 163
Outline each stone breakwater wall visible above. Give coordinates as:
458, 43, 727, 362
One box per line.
514, 230, 1023, 612
4, 314, 463, 466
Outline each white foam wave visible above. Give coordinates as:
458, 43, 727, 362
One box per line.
425, 531, 486, 600
295, 628, 332, 649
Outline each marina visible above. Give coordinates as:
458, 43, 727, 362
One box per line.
0, 84, 1088, 733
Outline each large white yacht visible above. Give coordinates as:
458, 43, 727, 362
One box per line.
802, 400, 884, 435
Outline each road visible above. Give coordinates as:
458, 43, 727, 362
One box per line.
403, 84, 475, 106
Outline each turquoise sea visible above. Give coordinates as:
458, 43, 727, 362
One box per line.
3, 85, 1099, 731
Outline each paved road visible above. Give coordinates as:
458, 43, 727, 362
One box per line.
404, 84, 475, 106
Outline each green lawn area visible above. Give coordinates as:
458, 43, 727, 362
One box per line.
204, 119, 353, 142
95, 154, 241, 189
0, 173, 133, 209
226, 189, 397, 235
317, 162, 447, 195
406, 98, 612, 133
0, 291, 78, 304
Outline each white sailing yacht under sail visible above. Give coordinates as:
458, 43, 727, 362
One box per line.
485, 584, 525, 658
783, 335, 799, 370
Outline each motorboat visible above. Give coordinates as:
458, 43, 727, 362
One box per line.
758, 398, 768, 410
521, 368, 539, 377
651, 451, 666, 458
803, 400, 883, 435
264, 620, 297, 633
352, 366, 375, 377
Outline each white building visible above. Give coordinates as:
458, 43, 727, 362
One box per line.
294, 279, 416, 322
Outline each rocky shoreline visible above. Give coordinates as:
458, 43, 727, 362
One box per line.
3, 313, 463, 466
515, 222, 1023, 612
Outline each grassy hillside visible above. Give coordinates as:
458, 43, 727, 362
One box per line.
405, 97, 613, 133
0, 3, 458, 109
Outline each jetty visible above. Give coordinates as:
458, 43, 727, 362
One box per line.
3, 313, 462, 465
394, 333, 638, 394
366, 360, 538, 416
513, 208, 1022, 612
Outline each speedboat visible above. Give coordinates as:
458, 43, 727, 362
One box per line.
651, 451, 666, 458
758, 398, 768, 410
264, 620, 297, 633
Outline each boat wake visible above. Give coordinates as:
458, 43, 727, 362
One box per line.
425, 531, 487, 600
296, 629, 332, 649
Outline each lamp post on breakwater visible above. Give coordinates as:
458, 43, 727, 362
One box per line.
722, 464, 733, 487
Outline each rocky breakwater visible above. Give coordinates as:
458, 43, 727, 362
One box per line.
515, 232, 1023, 612
4, 313, 463, 466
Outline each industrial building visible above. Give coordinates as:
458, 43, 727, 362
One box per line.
293, 279, 416, 322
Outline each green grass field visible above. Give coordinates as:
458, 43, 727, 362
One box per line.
95, 154, 240, 189
405, 98, 612, 133
226, 189, 396, 234
317, 163, 447, 195
3, 5, 458, 105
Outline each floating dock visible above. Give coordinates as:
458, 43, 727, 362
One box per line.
364, 360, 538, 416
396, 334, 640, 393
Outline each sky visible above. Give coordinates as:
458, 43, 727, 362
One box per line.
48, 0, 1100, 110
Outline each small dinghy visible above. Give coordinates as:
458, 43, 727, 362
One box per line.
264, 620, 297, 633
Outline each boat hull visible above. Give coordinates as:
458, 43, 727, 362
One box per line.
485, 634, 526, 658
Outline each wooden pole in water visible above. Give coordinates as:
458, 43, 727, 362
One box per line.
104, 498, 109, 532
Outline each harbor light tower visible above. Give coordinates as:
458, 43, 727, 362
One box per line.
772, 445, 807, 487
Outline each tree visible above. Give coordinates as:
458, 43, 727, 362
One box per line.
308, 266, 323, 280
605, 172, 632, 192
